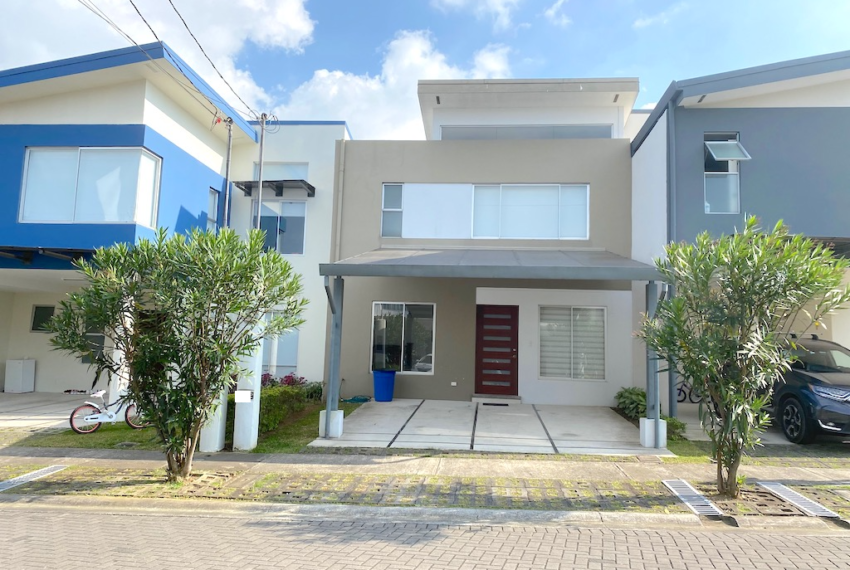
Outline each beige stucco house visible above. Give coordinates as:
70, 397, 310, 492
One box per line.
320, 79, 661, 428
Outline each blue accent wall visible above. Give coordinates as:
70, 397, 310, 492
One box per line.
0, 124, 224, 266
673, 107, 850, 242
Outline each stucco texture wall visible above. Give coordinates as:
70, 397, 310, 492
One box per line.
674, 107, 850, 242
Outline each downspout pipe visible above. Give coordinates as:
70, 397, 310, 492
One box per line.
222, 118, 234, 228
665, 90, 682, 419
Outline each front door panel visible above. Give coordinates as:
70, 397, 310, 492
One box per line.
474, 305, 519, 396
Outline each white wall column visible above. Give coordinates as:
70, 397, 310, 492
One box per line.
233, 326, 264, 450
199, 389, 228, 452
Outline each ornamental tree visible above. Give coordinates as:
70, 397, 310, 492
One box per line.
639, 217, 850, 497
49, 228, 306, 481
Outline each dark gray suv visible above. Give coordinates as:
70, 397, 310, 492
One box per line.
771, 336, 850, 443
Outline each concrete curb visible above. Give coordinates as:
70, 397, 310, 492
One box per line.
0, 494, 704, 528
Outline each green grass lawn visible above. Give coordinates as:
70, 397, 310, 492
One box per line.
12, 423, 163, 451
253, 402, 361, 454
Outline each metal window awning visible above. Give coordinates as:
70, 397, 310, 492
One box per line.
233, 179, 316, 198
705, 140, 751, 161
320, 248, 661, 281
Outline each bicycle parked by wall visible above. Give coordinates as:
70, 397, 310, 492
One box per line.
676, 380, 703, 404
69, 390, 149, 434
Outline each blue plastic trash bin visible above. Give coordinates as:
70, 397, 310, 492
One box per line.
373, 369, 396, 402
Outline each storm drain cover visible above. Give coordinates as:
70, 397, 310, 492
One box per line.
757, 482, 839, 518
663, 479, 723, 516
0, 465, 67, 492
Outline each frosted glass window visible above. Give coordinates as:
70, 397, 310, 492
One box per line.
472, 186, 500, 237
539, 306, 605, 380
381, 184, 403, 237
207, 188, 219, 231
254, 162, 308, 181
705, 141, 751, 161
559, 186, 588, 239
20, 147, 160, 225
500, 185, 559, 239
262, 329, 299, 378
21, 149, 78, 222
705, 173, 740, 214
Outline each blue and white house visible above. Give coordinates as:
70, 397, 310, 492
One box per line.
0, 44, 349, 450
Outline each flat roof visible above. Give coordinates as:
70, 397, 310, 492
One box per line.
320, 248, 660, 281
418, 78, 640, 140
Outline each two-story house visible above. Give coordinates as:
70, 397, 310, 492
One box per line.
631, 49, 850, 416
319, 79, 662, 437
0, 44, 349, 451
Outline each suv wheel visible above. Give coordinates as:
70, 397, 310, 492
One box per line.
780, 397, 816, 444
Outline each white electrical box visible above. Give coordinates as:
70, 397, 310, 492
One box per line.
5, 360, 36, 393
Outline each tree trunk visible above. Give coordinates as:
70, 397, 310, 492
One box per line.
726, 449, 743, 498
715, 445, 726, 495
165, 422, 203, 482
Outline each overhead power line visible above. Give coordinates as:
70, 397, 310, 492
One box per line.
163, 0, 260, 120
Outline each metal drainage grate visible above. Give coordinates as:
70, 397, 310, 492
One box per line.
0, 465, 68, 493
663, 479, 723, 516
757, 482, 839, 518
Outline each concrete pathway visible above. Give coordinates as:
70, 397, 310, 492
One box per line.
309, 399, 674, 456
2, 500, 848, 569
0, 393, 79, 430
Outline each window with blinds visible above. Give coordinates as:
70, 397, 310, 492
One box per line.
539, 306, 605, 380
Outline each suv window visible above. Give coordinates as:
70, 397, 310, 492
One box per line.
792, 342, 850, 373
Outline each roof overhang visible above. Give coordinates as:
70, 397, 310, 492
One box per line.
418, 78, 639, 140
0, 42, 257, 143
320, 248, 660, 281
234, 179, 316, 197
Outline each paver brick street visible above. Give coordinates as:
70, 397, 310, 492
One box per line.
1, 504, 848, 570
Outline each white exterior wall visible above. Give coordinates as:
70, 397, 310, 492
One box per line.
476, 287, 633, 406
0, 80, 146, 124
230, 124, 347, 385
631, 111, 668, 396
143, 82, 227, 172
0, 292, 12, 391
432, 107, 625, 139
698, 78, 850, 108
3, 291, 106, 393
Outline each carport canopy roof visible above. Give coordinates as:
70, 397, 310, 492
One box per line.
319, 248, 661, 281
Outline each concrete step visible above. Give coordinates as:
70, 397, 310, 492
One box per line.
471, 394, 522, 405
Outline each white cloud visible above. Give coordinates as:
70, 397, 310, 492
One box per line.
640, 102, 657, 110
431, 0, 525, 32
633, 2, 688, 29
0, 0, 315, 114
543, 0, 571, 28
274, 31, 512, 140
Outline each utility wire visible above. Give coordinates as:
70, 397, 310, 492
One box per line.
163, 0, 260, 120
76, 0, 221, 119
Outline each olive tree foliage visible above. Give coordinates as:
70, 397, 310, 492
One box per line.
48, 229, 306, 481
639, 217, 850, 498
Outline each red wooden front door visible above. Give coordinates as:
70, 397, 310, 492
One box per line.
474, 305, 519, 396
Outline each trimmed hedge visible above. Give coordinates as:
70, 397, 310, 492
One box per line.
225, 385, 307, 446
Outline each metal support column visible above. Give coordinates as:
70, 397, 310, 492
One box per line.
324, 276, 344, 438
646, 281, 662, 448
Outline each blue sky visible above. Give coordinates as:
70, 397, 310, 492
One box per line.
3, 0, 849, 138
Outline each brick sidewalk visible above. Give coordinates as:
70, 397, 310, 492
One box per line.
1, 503, 847, 569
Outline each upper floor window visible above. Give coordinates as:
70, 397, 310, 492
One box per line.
20, 147, 161, 226
207, 188, 220, 232
254, 201, 306, 254
473, 184, 589, 239
381, 184, 403, 238
704, 133, 751, 215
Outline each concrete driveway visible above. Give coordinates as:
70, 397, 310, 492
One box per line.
0, 393, 79, 430
310, 399, 672, 456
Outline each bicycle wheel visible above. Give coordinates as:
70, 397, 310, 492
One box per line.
688, 389, 703, 404
676, 383, 688, 403
125, 404, 150, 429
70, 404, 102, 434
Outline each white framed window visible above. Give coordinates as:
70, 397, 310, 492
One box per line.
253, 200, 306, 254
381, 184, 403, 238
263, 328, 299, 378
539, 306, 605, 380
704, 133, 751, 215
371, 302, 436, 374
207, 188, 219, 232
473, 184, 589, 239
20, 147, 161, 226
